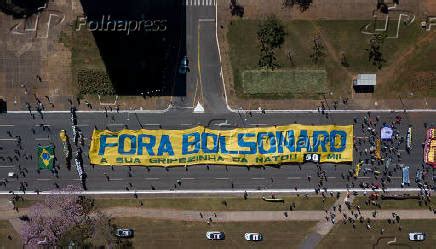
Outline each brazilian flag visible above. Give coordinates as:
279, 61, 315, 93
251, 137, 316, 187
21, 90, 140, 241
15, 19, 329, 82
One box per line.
37, 145, 54, 170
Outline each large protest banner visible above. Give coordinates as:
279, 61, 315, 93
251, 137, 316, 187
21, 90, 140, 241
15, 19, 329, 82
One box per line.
89, 125, 353, 166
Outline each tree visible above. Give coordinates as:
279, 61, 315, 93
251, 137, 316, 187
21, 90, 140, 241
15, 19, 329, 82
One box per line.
0, 0, 47, 18
258, 45, 279, 70
340, 52, 349, 67
256, 16, 285, 70
257, 16, 286, 50
287, 50, 295, 67
229, 0, 244, 17
366, 34, 386, 69
282, 0, 313, 12
20, 185, 100, 248
310, 34, 325, 64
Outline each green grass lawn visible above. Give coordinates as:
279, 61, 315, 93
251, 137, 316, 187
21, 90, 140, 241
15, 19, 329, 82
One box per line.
242, 69, 327, 97
318, 219, 436, 249
13, 196, 335, 211
353, 196, 436, 210
0, 221, 22, 248
113, 218, 316, 249
227, 19, 428, 99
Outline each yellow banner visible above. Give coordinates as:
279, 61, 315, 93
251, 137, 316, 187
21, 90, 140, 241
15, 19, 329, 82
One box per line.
88, 125, 353, 166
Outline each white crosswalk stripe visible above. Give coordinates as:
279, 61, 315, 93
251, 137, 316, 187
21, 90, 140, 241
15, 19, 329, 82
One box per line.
184, 0, 215, 6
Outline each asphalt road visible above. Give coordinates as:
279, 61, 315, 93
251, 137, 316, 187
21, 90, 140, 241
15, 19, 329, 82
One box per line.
0, 111, 434, 193
172, 2, 227, 112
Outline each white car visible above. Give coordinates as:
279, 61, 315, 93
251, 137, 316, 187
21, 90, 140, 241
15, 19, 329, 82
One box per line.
7, 172, 16, 178
409, 232, 425, 241
206, 231, 225, 240
115, 228, 134, 238
244, 232, 263, 241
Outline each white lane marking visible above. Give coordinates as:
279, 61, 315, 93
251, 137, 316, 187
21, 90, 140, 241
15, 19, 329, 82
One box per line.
181, 177, 195, 180
107, 123, 125, 126
358, 176, 371, 179
145, 178, 160, 180
0, 165, 15, 168
34, 124, 51, 127
215, 177, 229, 180
5, 108, 436, 114
287, 177, 302, 179
251, 177, 265, 180
180, 124, 193, 126
0, 188, 424, 195
0, 138, 17, 141
36, 179, 52, 181
0, 125, 14, 127
199, 18, 215, 22
110, 178, 123, 181
76, 124, 89, 127
35, 138, 50, 141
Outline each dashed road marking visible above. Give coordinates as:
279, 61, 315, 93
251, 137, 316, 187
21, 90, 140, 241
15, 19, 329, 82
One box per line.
215, 177, 229, 180
0, 138, 18, 141
0, 165, 15, 168
145, 178, 160, 180
35, 138, 50, 141
251, 177, 265, 180
181, 177, 195, 180
0, 125, 15, 127
36, 179, 52, 181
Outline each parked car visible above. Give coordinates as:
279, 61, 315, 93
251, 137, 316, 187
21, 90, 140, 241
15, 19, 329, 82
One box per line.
206, 231, 225, 240
115, 228, 134, 238
408, 232, 425, 241
244, 232, 263, 241
178, 56, 189, 74
7, 172, 16, 178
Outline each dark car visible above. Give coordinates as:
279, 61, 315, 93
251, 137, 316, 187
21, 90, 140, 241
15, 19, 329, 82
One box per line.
178, 56, 189, 74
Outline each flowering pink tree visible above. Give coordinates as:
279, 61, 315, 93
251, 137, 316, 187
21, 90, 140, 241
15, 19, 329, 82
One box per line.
20, 185, 93, 248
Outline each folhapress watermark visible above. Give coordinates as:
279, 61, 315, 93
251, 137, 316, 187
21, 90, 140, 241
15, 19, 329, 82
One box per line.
75, 15, 167, 35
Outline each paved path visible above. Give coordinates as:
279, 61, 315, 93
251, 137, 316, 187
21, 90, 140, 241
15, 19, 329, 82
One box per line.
299, 194, 352, 249
2, 206, 436, 222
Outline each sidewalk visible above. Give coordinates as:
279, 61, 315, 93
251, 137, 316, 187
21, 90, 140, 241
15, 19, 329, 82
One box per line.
298, 193, 352, 249
2, 206, 435, 222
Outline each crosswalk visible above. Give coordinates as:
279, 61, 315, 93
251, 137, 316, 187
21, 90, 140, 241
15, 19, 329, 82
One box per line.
185, 0, 216, 6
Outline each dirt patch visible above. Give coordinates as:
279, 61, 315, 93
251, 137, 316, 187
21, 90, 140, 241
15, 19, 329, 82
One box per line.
230, 0, 421, 21
423, 0, 436, 15
378, 31, 436, 87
